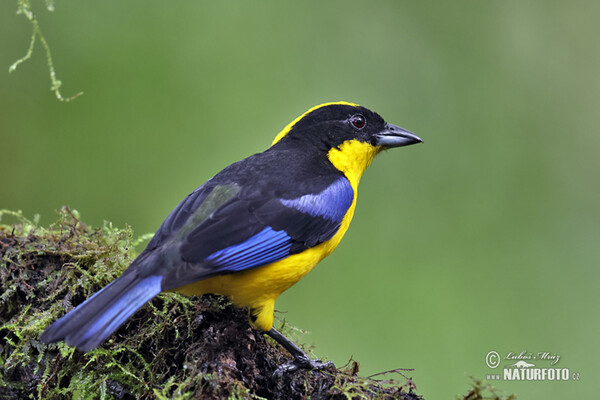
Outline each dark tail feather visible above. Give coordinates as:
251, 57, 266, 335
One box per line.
41, 273, 163, 351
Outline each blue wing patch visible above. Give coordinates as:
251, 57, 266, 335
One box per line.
280, 177, 353, 223
205, 227, 292, 271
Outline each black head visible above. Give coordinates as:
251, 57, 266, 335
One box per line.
271, 102, 422, 152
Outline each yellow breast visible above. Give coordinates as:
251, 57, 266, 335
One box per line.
175, 139, 381, 331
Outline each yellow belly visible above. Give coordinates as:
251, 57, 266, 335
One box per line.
175, 139, 379, 331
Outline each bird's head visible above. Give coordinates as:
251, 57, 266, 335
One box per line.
271, 101, 422, 151
271, 102, 422, 185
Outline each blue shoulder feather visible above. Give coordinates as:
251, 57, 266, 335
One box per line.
280, 177, 353, 223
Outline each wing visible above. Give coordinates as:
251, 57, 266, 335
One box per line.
140, 176, 354, 290
144, 181, 239, 250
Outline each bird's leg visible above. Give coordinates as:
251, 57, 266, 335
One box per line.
266, 328, 334, 376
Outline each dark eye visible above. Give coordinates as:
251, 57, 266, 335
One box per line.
350, 114, 366, 129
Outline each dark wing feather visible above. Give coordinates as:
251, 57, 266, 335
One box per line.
144, 176, 354, 290
145, 182, 215, 250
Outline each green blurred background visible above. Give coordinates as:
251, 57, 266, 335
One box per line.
1, 1, 597, 398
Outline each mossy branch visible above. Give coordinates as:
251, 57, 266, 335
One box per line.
9, 0, 83, 102
0, 208, 422, 400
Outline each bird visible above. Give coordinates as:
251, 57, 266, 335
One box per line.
40, 101, 422, 374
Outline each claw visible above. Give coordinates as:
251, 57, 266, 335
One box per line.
266, 328, 335, 377
273, 357, 334, 378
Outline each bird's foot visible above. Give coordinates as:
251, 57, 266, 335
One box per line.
273, 355, 334, 377
266, 327, 335, 378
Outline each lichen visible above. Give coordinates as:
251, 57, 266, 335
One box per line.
9, 0, 83, 101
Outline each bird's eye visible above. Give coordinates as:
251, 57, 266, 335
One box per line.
350, 114, 366, 129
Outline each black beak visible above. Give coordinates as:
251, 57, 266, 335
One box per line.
374, 123, 423, 148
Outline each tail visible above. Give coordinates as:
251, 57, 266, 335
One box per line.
40, 273, 163, 351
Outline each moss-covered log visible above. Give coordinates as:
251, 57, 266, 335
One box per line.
0, 208, 422, 399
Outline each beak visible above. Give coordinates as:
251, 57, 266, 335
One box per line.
374, 123, 423, 148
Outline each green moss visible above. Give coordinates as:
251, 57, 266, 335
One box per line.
457, 376, 517, 400
1, 208, 422, 399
